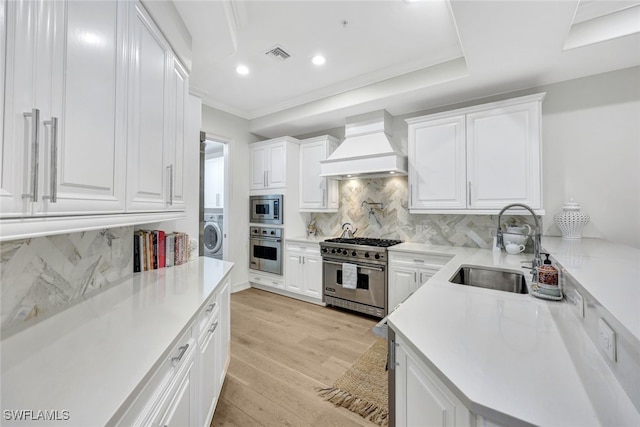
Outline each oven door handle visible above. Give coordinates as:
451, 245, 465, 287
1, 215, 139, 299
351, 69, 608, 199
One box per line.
322, 259, 385, 272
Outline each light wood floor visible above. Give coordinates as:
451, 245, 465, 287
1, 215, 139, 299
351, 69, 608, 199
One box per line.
211, 288, 381, 427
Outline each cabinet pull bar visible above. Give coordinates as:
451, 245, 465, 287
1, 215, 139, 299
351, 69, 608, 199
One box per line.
322, 189, 326, 207
43, 117, 58, 203
468, 181, 471, 205
22, 108, 40, 201
409, 184, 412, 206
389, 339, 397, 370
205, 302, 217, 313
208, 322, 219, 333
167, 165, 174, 205
170, 343, 189, 363
414, 272, 417, 282
413, 259, 425, 263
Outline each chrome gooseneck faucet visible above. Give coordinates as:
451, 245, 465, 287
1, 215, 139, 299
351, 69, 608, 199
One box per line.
497, 203, 542, 283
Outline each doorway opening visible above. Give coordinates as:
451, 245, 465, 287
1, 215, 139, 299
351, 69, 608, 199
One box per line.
202, 136, 229, 260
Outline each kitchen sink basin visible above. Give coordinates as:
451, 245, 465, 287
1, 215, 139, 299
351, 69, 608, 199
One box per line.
449, 265, 529, 294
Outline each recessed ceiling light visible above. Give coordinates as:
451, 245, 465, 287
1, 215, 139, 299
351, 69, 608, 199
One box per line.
389, 171, 396, 175
311, 55, 326, 66
236, 65, 249, 75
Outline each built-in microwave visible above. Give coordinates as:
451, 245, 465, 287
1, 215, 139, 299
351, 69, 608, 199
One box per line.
249, 194, 283, 225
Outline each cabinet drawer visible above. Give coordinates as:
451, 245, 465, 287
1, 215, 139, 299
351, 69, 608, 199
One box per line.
285, 241, 320, 254
196, 291, 220, 339
389, 252, 452, 268
249, 271, 284, 289
116, 328, 195, 426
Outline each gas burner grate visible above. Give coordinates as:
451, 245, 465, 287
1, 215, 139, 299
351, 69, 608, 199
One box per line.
323, 237, 402, 247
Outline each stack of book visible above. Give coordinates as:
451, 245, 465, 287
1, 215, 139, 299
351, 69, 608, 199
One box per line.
133, 230, 190, 273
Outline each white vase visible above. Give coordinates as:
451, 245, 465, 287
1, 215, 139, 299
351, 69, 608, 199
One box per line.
553, 199, 590, 239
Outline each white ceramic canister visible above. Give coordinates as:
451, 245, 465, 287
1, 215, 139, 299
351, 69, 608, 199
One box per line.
553, 198, 590, 239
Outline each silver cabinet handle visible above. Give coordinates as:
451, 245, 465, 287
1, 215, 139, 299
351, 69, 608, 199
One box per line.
208, 322, 218, 334
322, 188, 326, 207
263, 170, 267, 187
266, 170, 269, 186
43, 117, 58, 203
409, 184, 412, 207
468, 181, 471, 206
302, 256, 305, 264
167, 165, 174, 205
22, 108, 40, 201
413, 259, 425, 263
170, 344, 189, 363
205, 302, 216, 313
414, 271, 417, 283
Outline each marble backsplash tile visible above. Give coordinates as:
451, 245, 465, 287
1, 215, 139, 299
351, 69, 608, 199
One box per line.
1, 226, 133, 334
308, 176, 539, 248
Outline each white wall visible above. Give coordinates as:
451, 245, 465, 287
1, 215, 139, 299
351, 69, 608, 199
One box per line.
201, 105, 262, 290
540, 67, 640, 248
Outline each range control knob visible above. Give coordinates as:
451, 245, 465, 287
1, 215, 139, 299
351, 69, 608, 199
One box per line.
374, 253, 381, 259
364, 252, 370, 258
270, 230, 275, 235
331, 249, 337, 254
351, 251, 357, 256
321, 248, 328, 253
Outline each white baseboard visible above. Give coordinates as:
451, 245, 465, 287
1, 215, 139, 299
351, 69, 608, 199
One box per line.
231, 281, 251, 293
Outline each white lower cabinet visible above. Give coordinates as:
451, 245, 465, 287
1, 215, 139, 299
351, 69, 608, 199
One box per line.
117, 280, 230, 427
285, 241, 323, 301
388, 251, 451, 309
395, 335, 470, 427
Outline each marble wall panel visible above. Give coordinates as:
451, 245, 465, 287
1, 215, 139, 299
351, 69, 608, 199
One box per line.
308, 177, 539, 248
1, 227, 133, 333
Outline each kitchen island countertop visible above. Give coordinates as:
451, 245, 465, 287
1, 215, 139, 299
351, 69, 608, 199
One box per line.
387, 241, 639, 426
1, 257, 234, 426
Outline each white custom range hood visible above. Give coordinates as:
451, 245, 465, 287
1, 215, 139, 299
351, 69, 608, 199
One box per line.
319, 110, 408, 179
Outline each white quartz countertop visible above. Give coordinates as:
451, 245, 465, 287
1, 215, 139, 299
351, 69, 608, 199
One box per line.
286, 235, 326, 243
387, 242, 639, 426
0, 257, 234, 427
541, 237, 640, 342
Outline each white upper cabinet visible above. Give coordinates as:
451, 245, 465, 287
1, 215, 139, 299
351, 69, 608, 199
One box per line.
2, 0, 128, 217
126, 3, 186, 212
466, 101, 542, 210
166, 57, 188, 211
408, 115, 466, 210
407, 93, 545, 214
125, 2, 171, 211
249, 137, 300, 191
299, 135, 340, 212
205, 156, 224, 209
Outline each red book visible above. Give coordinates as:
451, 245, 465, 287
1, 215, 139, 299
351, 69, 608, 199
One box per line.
158, 230, 166, 268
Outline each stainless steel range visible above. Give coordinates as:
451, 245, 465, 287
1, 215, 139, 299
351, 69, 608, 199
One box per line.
320, 237, 402, 318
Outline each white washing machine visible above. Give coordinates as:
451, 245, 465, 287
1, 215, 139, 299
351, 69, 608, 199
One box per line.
204, 214, 223, 259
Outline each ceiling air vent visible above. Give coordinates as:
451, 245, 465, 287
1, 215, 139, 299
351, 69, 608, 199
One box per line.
265, 45, 291, 61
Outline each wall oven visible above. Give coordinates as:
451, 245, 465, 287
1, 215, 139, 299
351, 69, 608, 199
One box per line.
249, 226, 282, 275
249, 194, 283, 225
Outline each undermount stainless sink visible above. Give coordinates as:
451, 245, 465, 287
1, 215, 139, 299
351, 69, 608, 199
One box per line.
449, 265, 529, 294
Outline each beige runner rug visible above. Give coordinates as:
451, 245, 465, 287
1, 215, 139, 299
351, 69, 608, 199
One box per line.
318, 338, 389, 426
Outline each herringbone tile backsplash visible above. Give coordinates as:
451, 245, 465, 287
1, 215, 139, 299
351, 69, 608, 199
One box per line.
1, 227, 133, 333
309, 176, 536, 246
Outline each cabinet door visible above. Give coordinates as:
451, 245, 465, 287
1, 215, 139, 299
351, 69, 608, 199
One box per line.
266, 142, 286, 188
217, 281, 230, 393
466, 101, 541, 210
396, 338, 469, 427
389, 265, 416, 311
409, 115, 466, 210
250, 145, 267, 190
126, 3, 170, 211
200, 315, 219, 426
299, 141, 326, 209
285, 251, 303, 293
166, 56, 187, 210
158, 360, 194, 427
1, 0, 36, 216
302, 254, 323, 299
